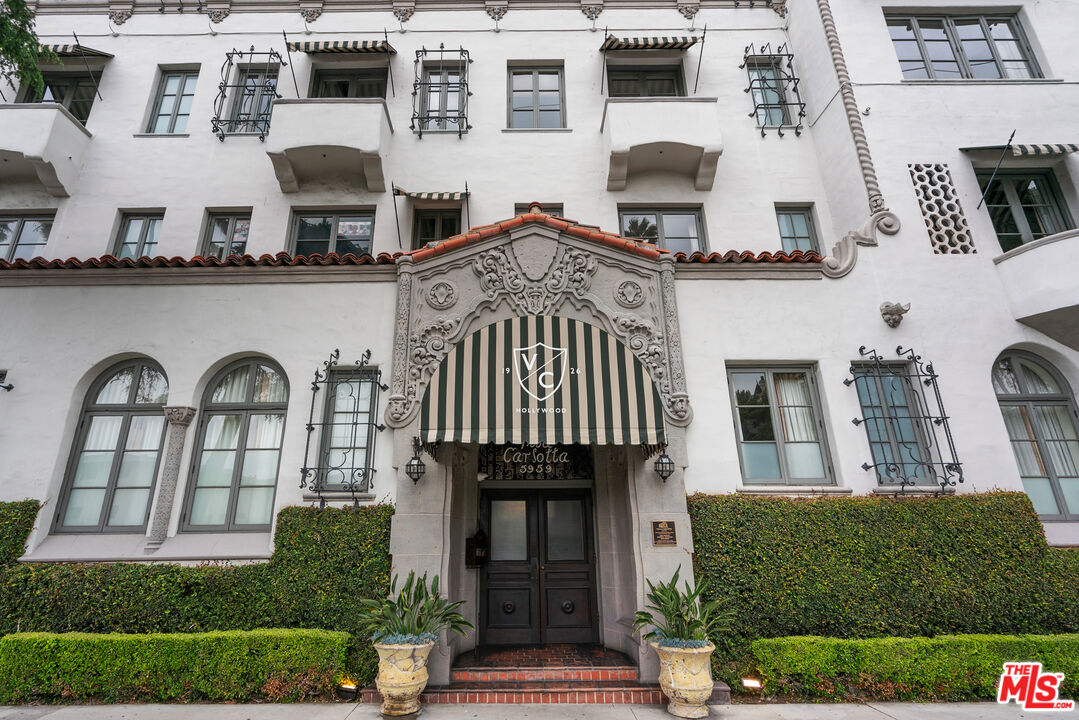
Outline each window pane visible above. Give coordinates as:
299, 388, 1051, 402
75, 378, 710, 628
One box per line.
1060, 478, 1079, 516
73, 451, 114, 488
117, 218, 144, 260
63, 488, 107, 526
335, 216, 373, 255
135, 366, 168, 404
107, 488, 151, 526
240, 449, 279, 485
738, 407, 775, 441
234, 487, 274, 525
742, 443, 781, 479
212, 366, 250, 403
491, 500, 527, 561
512, 109, 533, 128
247, 413, 284, 448
253, 365, 286, 403
621, 214, 658, 240
126, 415, 164, 450
204, 414, 242, 449
539, 110, 560, 128
785, 443, 825, 479
731, 372, 768, 405
83, 415, 123, 450
189, 487, 230, 526
208, 217, 231, 257
96, 368, 134, 404
297, 216, 333, 240
546, 499, 584, 561
537, 72, 560, 91
13, 219, 51, 259
1020, 359, 1062, 394
229, 218, 249, 254
116, 450, 158, 488
1022, 477, 1061, 515
197, 450, 236, 487
992, 357, 1021, 394
511, 72, 533, 91
0, 220, 16, 255
142, 218, 161, 256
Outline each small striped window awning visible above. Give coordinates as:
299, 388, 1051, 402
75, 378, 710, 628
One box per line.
40, 44, 113, 58
600, 35, 699, 51
420, 315, 667, 446
286, 40, 397, 54
1012, 143, 1079, 156
961, 143, 1079, 156
393, 188, 469, 200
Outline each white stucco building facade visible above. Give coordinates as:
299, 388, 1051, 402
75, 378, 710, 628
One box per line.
1, 0, 1078, 685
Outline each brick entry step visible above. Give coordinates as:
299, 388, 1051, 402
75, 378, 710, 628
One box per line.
360, 644, 730, 705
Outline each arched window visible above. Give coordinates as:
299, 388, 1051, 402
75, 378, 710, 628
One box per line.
993, 351, 1079, 521
183, 359, 288, 532
55, 359, 169, 533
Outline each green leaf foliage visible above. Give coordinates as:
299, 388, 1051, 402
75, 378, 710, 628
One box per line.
688, 492, 1079, 690
357, 570, 474, 644
0, 0, 56, 96
0, 629, 350, 703
632, 565, 729, 645
0, 502, 393, 686
751, 633, 1079, 701
0, 499, 38, 565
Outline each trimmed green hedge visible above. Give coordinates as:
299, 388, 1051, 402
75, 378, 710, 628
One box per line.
0, 629, 350, 703
751, 634, 1079, 701
0, 503, 392, 685
688, 492, 1079, 688
0, 500, 39, 565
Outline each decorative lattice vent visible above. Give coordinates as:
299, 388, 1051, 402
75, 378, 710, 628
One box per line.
908, 163, 974, 254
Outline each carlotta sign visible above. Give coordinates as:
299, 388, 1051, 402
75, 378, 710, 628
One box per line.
478, 443, 592, 482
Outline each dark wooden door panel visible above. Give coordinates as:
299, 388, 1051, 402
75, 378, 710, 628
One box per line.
480, 488, 597, 645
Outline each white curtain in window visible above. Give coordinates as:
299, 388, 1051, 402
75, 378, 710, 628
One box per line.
775, 372, 824, 479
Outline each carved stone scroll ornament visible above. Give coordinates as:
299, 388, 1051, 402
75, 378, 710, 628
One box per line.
615, 280, 644, 308
580, 3, 603, 21
880, 301, 911, 328
108, 9, 132, 24
426, 280, 458, 310
485, 2, 508, 22
658, 259, 691, 424
392, 4, 415, 23
299, 6, 322, 22
822, 210, 900, 279
475, 246, 596, 316
676, 3, 699, 21
208, 7, 230, 22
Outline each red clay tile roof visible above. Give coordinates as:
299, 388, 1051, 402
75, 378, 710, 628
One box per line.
674, 250, 822, 264
0, 251, 399, 270
407, 212, 666, 262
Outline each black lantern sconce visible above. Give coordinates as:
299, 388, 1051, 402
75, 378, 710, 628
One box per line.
654, 447, 675, 482
405, 436, 426, 484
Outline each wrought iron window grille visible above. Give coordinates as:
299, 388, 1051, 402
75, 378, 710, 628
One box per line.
845, 346, 963, 494
300, 349, 388, 508
211, 46, 285, 141
740, 42, 806, 137
411, 44, 472, 138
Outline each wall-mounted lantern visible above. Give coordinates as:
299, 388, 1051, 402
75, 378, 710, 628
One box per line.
654, 448, 675, 482
405, 436, 426, 484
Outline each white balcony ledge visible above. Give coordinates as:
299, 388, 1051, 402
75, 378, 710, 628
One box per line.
600, 97, 723, 191
265, 98, 393, 193
0, 103, 92, 197
993, 227, 1079, 350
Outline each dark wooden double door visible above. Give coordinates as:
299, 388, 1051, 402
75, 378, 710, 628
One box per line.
479, 489, 599, 645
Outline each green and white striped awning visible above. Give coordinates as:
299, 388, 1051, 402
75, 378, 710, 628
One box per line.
600, 35, 699, 51
394, 188, 469, 200
1012, 144, 1079, 156
286, 40, 397, 54
40, 44, 113, 58
420, 315, 667, 445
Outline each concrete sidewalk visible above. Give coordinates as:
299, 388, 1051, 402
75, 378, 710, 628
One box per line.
0, 704, 1052, 719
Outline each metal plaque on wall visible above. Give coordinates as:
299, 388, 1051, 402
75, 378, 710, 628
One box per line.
651, 520, 677, 547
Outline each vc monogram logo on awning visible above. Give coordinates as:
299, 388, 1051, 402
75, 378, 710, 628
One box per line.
513, 343, 568, 402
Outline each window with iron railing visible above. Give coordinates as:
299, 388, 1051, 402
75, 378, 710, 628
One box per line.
412, 45, 471, 137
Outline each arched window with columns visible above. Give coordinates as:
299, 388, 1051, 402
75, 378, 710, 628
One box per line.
54, 359, 169, 533
181, 358, 288, 532
993, 350, 1079, 521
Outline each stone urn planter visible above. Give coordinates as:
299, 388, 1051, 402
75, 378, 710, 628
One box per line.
651, 641, 716, 718
373, 640, 435, 716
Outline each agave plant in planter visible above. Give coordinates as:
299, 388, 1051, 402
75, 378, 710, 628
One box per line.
357, 571, 473, 715
633, 566, 728, 719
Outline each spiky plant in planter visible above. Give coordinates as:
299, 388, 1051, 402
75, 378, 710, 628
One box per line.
356, 571, 472, 716
633, 566, 729, 719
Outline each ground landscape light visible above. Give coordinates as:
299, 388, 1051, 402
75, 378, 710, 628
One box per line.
742, 677, 763, 689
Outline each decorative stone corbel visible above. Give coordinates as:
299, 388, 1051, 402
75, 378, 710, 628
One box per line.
299, 1, 323, 22
145, 406, 197, 554
880, 302, 910, 328
580, 1, 603, 22
206, 0, 230, 23
107, 0, 134, 24
770, 0, 788, 18
392, 0, 415, 24
485, 0, 508, 22
821, 210, 900, 279
676, 1, 699, 21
